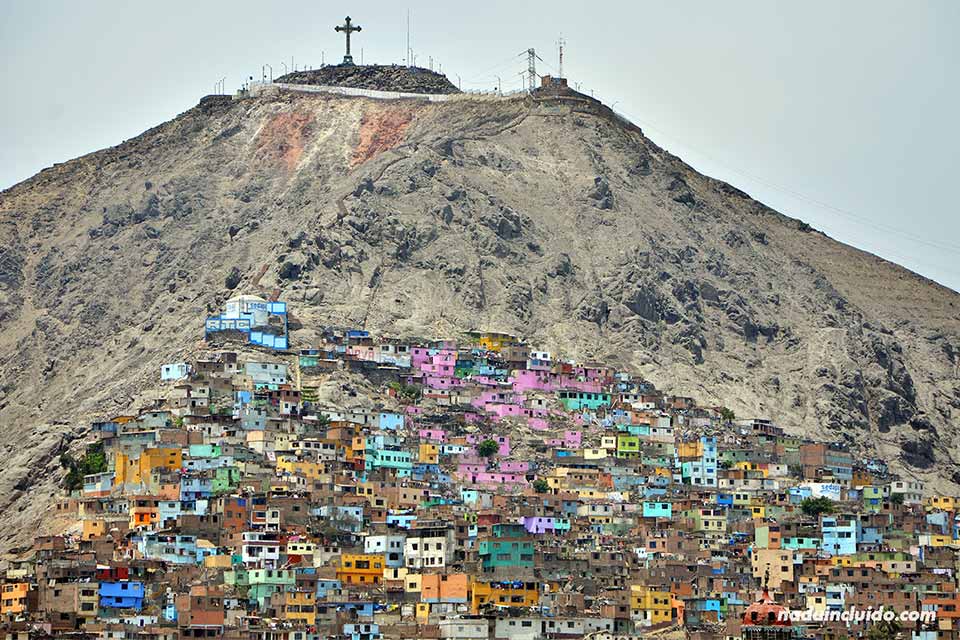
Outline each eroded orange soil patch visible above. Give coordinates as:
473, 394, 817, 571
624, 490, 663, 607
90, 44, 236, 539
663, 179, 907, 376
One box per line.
254, 111, 314, 171
351, 105, 416, 168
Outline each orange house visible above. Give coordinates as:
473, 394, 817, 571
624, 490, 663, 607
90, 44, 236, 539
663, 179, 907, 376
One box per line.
1, 583, 32, 617
129, 497, 160, 529
420, 574, 469, 603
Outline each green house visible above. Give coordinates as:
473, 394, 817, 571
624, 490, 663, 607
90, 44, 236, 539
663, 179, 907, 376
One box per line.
212, 466, 241, 494
478, 524, 534, 572
616, 435, 640, 459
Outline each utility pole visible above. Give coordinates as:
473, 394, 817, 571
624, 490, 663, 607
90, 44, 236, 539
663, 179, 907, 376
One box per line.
406, 9, 411, 68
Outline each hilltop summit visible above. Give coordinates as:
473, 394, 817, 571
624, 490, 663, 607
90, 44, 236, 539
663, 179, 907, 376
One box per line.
276, 64, 461, 95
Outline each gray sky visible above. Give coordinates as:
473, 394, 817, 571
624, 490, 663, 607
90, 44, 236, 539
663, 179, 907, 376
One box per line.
2, 1, 958, 291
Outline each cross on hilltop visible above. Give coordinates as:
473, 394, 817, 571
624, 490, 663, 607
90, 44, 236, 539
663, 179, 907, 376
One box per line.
335, 16, 362, 66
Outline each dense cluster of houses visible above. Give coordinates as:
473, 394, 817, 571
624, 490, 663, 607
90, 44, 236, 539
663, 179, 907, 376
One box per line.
2, 321, 959, 640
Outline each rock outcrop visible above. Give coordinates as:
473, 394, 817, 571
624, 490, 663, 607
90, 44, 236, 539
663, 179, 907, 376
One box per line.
276, 65, 460, 94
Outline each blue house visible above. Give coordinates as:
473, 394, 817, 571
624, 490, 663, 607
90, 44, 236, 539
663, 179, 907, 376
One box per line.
99, 582, 145, 610
378, 412, 404, 431
180, 476, 213, 501
822, 517, 857, 556
317, 579, 342, 598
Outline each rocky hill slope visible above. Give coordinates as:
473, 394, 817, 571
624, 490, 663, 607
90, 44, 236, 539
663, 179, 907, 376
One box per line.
1, 82, 959, 550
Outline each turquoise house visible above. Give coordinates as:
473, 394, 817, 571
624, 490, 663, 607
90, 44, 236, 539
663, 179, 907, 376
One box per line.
557, 390, 612, 411
643, 502, 673, 518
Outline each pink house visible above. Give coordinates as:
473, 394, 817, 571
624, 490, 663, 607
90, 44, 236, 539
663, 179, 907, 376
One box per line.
423, 376, 465, 390
457, 463, 487, 476
500, 461, 529, 473
563, 430, 582, 447
511, 370, 554, 393
461, 472, 527, 486
418, 428, 446, 442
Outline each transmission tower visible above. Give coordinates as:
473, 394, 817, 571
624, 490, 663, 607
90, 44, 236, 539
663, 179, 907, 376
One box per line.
523, 48, 543, 93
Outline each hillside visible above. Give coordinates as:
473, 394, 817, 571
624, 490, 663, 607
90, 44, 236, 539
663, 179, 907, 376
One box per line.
0, 81, 958, 550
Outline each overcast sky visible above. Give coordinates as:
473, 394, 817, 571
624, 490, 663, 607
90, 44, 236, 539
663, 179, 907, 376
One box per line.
2, 1, 958, 291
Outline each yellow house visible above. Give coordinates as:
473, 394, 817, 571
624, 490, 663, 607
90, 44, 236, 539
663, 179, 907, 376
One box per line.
927, 496, 957, 512
676, 441, 704, 459
204, 555, 233, 569
416, 602, 430, 623
280, 590, 316, 625
630, 585, 673, 626
600, 435, 618, 451
918, 534, 957, 548
583, 448, 608, 460
576, 488, 607, 500
115, 448, 182, 486
734, 461, 769, 477
404, 572, 422, 596
419, 443, 439, 465
336, 554, 384, 585
471, 580, 538, 614
544, 468, 570, 491
276, 455, 325, 481
468, 331, 517, 353
804, 591, 829, 617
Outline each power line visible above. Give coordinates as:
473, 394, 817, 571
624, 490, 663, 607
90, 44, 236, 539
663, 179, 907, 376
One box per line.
460, 52, 526, 85
622, 108, 960, 256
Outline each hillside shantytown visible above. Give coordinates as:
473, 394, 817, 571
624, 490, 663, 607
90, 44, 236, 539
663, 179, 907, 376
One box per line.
0, 293, 954, 640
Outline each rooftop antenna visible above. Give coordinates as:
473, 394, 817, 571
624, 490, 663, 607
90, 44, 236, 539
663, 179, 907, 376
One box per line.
406, 9, 411, 67
557, 35, 566, 79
